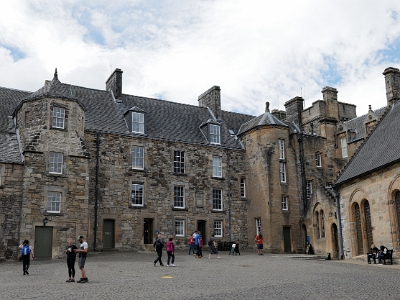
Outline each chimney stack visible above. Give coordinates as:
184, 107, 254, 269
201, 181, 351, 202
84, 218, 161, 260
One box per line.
284, 96, 304, 130
198, 86, 221, 118
106, 68, 123, 98
383, 67, 400, 106
322, 86, 338, 102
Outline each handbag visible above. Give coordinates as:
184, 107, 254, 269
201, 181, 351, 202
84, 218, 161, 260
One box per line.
19, 256, 23, 261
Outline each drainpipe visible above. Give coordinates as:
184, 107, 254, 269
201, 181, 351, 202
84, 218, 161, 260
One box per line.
94, 133, 100, 251
226, 149, 232, 242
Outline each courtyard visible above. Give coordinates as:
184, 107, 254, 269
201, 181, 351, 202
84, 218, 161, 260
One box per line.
1, 250, 399, 300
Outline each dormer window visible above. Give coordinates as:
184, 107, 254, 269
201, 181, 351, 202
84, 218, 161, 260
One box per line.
132, 112, 144, 133
52, 107, 65, 129
209, 124, 221, 144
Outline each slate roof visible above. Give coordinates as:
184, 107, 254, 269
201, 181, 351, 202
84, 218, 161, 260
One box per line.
342, 106, 387, 143
0, 74, 257, 164
237, 111, 288, 135
335, 102, 400, 186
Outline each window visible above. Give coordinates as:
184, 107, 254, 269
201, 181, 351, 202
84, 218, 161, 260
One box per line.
315, 211, 320, 238
281, 196, 288, 210
132, 112, 144, 133
212, 156, 222, 178
320, 210, 325, 238
132, 146, 144, 169
209, 124, 221, 144
47, 192, 61, 213
174, 186, 185, 208
256, 218, 261, 235
0, 165, 2, 186
214, 220, 223, 237
131, 184, 144, 206
212, 189, 223, 210
174, 151, 185, 174
175, 219, 185, 236
315, 153, 322, 167
49, 152, 63, 174
279, 162, 286, 183
240, 178, 246, 198
278, 139, 285, 160
306, 181, 312, 200
341, 136, 348, 158
52, 107, 65, 129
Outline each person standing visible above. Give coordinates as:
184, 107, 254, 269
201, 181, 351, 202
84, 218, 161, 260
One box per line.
74, 235, 88, 283
208, 234, 221, 259
194, 231, 200, 258
153, 234, 164, 266
65, 238, 78, 282
188, 234, 195, 255
166, 236, 175, 267
255, 233, 263, 255
19, 240, 34, 275
198, 234, 203, 258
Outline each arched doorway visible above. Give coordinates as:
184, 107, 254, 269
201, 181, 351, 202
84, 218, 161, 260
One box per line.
354, 203, 363, 255
363, 200, 373, 251
331, 223, 339, 259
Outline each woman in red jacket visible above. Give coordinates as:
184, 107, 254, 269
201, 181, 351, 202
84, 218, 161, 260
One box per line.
255, 233, 263, 255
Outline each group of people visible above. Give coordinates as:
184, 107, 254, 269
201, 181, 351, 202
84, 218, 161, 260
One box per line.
153, 234, 176, 267
189, 231, 221, 259
367, 244, 389, 265
19, 235, 89, 283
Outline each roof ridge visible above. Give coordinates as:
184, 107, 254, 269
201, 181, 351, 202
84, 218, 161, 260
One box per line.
0, 86, 32, 94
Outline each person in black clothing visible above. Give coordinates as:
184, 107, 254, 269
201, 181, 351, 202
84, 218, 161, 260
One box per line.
19, 239, 34, 275
367, 244, 379, 264
65, 238, 78, 282
153, 234, 164, 266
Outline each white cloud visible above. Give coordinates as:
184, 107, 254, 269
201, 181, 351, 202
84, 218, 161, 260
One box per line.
1, 0, 400, 117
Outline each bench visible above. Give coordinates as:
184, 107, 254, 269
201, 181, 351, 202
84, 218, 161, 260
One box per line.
381, 249, 394, 265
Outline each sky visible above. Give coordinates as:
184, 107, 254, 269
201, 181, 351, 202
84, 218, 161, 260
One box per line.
1, 0, 400, 117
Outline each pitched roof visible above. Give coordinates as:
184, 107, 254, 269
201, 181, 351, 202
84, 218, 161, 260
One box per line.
237, 111, 288, 135
335, 103, 400, 186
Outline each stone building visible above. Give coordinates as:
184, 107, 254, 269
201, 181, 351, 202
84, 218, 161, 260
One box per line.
0, 66, 397, 260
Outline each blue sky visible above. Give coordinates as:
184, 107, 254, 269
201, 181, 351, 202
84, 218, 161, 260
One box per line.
1, 0, 400, 116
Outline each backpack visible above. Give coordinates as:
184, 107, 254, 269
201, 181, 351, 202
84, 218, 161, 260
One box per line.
208, 239, 213, 247
21, 245, 30, 256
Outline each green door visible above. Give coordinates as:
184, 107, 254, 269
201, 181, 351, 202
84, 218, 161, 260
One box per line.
283, 227, 291, 253
103, 219, 115, 249
34, 226, 53, 258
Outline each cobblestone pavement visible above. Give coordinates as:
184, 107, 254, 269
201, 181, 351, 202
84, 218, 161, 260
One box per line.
1, 250, 400, 300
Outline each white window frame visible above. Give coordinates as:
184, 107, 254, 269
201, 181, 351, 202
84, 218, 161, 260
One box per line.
212, 156, 222, 178
209, 124, 221, 144
175, 219, 185, 237
279, 162, 286, 183
174, 186, 185, 208
131, 183, 144, 206
132, 146, 144, 170
212, 189, 223, 211
240, 178, 246, 198
214, 220, 223, 237
256, 218, 261, 235
315, 153, 322, 167
47, 192, 61, 213
306, 180, 312, 200
281, 195, 288, 210
174, 151, 185, 174
0, 165, 2, 186
132, 112, 144, 133
52, 107, 65, 129
278, 139, 285, 160
49, 152, 63, 174
341, 136, 348, 158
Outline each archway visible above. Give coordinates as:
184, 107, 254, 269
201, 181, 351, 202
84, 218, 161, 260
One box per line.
331, 223, 339, 259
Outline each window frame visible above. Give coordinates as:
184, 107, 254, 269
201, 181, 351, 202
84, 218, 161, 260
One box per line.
132, 146, 144, 170
341, 136, 348, 158
278, 139, 285, 160
209, 124, 221, 145
279, 162, 286, 183
212, 189, 223, 211
174, 186, 185, 208
131, 112, 145, 134
281, 195, 288, 210
214, 220, 223, 237
52, 107, 65, 129
47, 191, 61, 213
49, 152, 63, 174
212, 156, 222, 178
0, 165, 2, 186
175, 219, 185, 237
315, 153, 322, 168
131, 183, 144, 207
256, 218, 261, 235
306, 180, 312, 200
240, 178, 246, 198
174, 151, 185, 174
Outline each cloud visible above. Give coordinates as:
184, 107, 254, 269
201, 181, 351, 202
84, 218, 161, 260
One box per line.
1, 0, 400, 117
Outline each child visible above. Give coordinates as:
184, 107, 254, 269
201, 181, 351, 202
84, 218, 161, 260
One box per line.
19, 240, 34, 275
166, 236, 175, 267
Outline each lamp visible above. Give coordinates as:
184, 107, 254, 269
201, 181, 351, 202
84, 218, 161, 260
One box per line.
43, 217, 49, 226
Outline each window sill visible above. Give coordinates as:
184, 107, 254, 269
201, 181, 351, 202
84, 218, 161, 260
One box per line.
44, 212, 64, 216
212, 177, 225, 180
211, 210, 225, 214
50, 127, 67, 131
130, 204, 146, 209
173, 173, 187, 176
172, 207, 188, 211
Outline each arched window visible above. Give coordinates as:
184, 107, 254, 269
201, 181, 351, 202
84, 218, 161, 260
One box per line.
315, 211, 320, 239
364, 201, 373, 249
320, 210, 325, 238
354, 203, 363, 255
